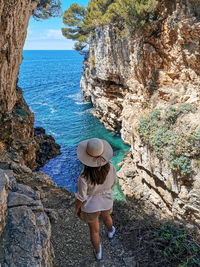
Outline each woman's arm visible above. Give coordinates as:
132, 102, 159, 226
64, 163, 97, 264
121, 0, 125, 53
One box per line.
75, 199, 83, 217
111, 164, 117, 190
75, 174, 88, 217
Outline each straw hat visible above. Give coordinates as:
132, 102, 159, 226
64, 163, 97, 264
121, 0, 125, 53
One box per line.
77, 138, 113, 167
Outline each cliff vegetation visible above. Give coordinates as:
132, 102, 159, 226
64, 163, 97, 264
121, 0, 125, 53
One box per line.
62, 0, 159, 50
32, 0, 62, 19
138, 103, 200, 177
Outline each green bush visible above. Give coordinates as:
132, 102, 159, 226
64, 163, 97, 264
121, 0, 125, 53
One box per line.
104, 0, 158, 32
146, 223, 200, 266
138, 104, 199, 177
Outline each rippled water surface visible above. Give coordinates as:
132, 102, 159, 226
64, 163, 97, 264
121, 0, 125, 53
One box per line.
19, 50, 130, 199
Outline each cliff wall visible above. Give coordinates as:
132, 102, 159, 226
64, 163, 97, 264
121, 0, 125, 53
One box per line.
0, 0, 60, 170
81, 0, 200, 224
0, 1, 60, 264
1, 0, 39, 169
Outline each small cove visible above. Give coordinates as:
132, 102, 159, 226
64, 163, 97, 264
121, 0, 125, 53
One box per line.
19, 50, 130, 200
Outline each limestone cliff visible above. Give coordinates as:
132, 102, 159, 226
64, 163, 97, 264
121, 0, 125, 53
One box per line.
0, 1, 60, 265
0, 0, 37, 168
81, 0, 200, 224
0, 0, 60, 169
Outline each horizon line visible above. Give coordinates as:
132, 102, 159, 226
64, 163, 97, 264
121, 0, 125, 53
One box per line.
23, 49, 74, 51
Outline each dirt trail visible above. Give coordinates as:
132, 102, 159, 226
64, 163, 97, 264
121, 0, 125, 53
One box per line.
40, 186, 200, 267
41, 186, 137, 267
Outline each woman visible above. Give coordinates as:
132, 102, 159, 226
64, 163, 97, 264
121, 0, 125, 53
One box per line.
75, 138, 117, 260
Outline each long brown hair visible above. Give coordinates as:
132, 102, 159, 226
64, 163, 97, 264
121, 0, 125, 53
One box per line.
83, 162, 110, 186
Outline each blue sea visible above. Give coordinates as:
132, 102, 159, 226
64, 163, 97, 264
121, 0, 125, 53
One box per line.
19, 50, 130, 200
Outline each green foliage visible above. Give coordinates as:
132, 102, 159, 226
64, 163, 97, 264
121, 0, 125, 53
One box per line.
165, 104, 197, 125
105, 0, 158, 32
62, 3, 87, 51
149, 109, 161, 120
83, 0, 114, 30
73, 42, 87, 51
171, 156, 192, 175
62, 0, 159, 48
32, 0, 62, 20
146, 223, 200, 266
138, 104, 199, 177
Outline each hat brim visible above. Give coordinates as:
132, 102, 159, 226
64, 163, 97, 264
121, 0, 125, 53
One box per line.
77, 139, 113, 167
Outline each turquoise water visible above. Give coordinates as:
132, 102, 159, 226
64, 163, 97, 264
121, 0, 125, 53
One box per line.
19, 50, 129, 199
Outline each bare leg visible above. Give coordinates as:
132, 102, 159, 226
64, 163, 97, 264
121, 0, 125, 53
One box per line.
88, 217, 100, 253
102, 214, 113, 232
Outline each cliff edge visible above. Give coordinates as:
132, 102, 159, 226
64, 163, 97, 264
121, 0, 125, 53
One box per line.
81, 0, 200, 225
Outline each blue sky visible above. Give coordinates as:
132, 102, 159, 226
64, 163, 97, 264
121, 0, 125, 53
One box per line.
24, 0, 89, 50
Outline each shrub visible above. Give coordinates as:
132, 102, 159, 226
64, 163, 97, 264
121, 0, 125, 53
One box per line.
146, 223, 200, 266
138, 104, 199, 177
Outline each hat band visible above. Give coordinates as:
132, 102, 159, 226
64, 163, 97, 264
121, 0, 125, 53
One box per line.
86, 149, 103, 158
86, 149, 107, 166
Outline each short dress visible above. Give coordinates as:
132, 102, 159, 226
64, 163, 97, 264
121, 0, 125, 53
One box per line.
75, 162, 117, 215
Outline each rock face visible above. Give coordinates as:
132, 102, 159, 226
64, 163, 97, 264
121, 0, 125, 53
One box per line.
0, 169, 54, 266
118, 106, 200, 224
0, 170, 9, 235
0, 0, 61, 170
81, 1, 200, 224
0, 0, 39, 169
34, 127, 61, 169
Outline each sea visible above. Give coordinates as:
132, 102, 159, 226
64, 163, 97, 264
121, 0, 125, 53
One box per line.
18, 50, 130, 200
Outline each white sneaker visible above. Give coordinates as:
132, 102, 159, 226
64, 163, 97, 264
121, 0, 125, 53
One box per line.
94, 243, 102, 260
108, 226, 116, 239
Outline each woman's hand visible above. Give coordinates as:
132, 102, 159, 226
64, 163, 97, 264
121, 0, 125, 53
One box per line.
75, 207, 81, 217
75, 199, 83, 217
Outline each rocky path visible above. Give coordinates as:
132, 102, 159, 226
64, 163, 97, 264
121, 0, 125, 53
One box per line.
41, 186, 138, 267
41, 185, 200, 267
1, 172, 199, 267
0, 169, 141, 267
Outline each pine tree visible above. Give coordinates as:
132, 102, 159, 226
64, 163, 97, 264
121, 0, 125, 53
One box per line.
62, 4, 87, 40
61, 0, 159, 50
32, 0, 62, 20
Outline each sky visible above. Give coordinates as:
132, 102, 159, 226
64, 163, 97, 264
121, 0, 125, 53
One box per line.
24, 0, 89, 50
